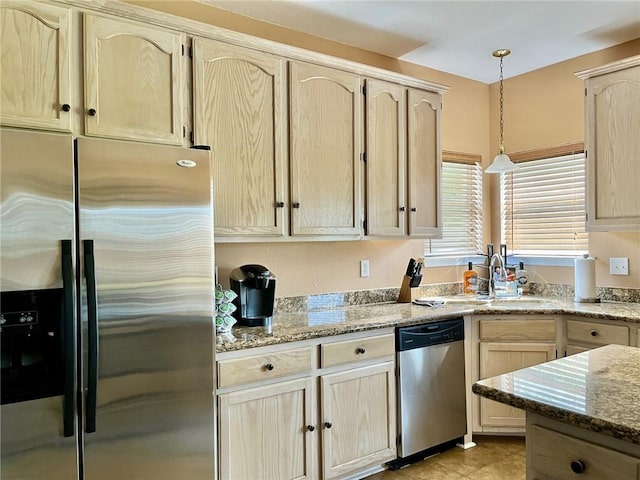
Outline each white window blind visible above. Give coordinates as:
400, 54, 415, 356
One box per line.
426, 156, 483, 256
501, 152, 587, 255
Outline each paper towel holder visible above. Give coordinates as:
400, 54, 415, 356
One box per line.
574, 254, 601, 303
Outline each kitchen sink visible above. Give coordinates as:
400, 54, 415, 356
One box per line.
444, 296, 555, 307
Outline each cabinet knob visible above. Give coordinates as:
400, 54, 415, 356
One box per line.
590, 329, 598, 337
324, 422, 332, 429
410, 207, 417, 212
88, 108, 97, 116
356, 347, 366, 354
276, 201, 285, 208
399, 206, 406, 212
306, 425, 315, 432
61, 104, 71, 112
265, 363, 274, 371
292, 202, 301, 209
570, 460, 586, 474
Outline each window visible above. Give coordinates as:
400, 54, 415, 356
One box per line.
426, 152, 483, 256
501, 145, 587, 256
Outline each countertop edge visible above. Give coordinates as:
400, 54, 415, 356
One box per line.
471, 380, 640, 445
217, 298, 639, 353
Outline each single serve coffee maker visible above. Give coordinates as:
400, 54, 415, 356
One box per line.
229, 264, 276, 327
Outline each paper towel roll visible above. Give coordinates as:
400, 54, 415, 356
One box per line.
574, 256, 597, 301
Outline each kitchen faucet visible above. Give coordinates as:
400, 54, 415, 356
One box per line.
489, 253, 506, 298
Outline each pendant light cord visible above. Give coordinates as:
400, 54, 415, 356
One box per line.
499, 56, 504, 149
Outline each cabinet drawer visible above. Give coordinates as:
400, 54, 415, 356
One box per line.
529, 425, 639, 480
321, 334, 394, 368
479, 319, 556, 341
566, 320, 629, 346
217, 346, 313, 388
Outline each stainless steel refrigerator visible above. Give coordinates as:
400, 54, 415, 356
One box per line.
0, 128, 215, 479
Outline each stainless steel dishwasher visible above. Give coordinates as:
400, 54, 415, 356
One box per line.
394, 318, 467, 466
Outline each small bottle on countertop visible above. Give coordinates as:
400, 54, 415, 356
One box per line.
463, 262, 478, 294
517, 262, 530, 293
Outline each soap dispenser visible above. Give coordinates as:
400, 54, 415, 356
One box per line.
463, 262, 478, 294
516, 262, 530, 293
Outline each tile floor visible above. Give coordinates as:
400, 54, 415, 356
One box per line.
365, 436, 526, 480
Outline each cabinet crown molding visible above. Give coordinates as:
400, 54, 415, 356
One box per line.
575, 54, 640, 80
56, 0, 450, 93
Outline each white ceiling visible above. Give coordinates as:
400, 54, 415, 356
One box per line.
198, 0, 640, 83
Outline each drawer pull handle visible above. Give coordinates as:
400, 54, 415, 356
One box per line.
590, 329, 598, 336
356, 347, 366, 354
61, 103, 71, 112
324, 422, 332, 429
306, 425, 315, 432
265, 363, 274, 371
570, 460, 586, 474
88, 108, 97, 116
292, 202, 301, 209
276, 201, 285, 208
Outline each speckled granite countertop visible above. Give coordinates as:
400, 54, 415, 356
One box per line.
472, 344, 640, 445
216, 296, 640, 353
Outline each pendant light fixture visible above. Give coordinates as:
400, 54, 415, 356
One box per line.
486, 49, 519, 173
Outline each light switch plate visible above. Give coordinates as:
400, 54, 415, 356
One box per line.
360, 260, 370, 278
609, 257, 629, 275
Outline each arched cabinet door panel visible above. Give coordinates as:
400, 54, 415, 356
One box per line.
577, 56, 640, 232
0, 1, 72, 131
192, 38, 288, 239
84, 14, 184, 145
365, 79, 407, 237
407, 88, 442, 238
289, 61, 363, 238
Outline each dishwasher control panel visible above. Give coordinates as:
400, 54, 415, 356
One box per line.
397, 318, 464, 350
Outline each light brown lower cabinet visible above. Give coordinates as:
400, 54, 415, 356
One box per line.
320, 362, 396, 479
473, 316, 558, 432
218, 377, 316, 480
216, 331, 397, 480
565, 317, 630, 355
527, 416, 640, 480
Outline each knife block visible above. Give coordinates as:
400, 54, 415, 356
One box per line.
397, 275, 419, 303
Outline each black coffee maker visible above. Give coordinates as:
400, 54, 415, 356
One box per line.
229, 264, 276, 327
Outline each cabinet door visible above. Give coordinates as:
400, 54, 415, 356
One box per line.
365, 79, 407, 236
321, 362, 396, 479
0, 1, 72, 131
84, 14, 184, 145
218, 378, 316, 480
479, 342, 555, 428
407, 88, 442, 237
193, 38, 287, 238
289, 62, 363, 237
585, 63, 640, 231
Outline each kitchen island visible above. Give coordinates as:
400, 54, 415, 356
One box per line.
473, 344, 640, 479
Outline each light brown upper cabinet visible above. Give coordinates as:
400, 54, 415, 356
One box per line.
407, 88, 442, 237
0, 1, 73, 132
192, 38, 288, 239
365, 79, 407, 237
576, 55, 640, 232
84, 14, 185, 145
289, 62, 363, 238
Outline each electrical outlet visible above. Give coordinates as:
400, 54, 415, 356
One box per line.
360, 260, 370, 278
609, 257, 629, 275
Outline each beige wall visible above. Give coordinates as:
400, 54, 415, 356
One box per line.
131, 1, 639, 296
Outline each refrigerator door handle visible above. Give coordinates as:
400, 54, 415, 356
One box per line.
61, 240, 75, 438
83, 239, 98, 434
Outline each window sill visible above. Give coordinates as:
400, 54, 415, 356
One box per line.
424, 254, 582, 268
